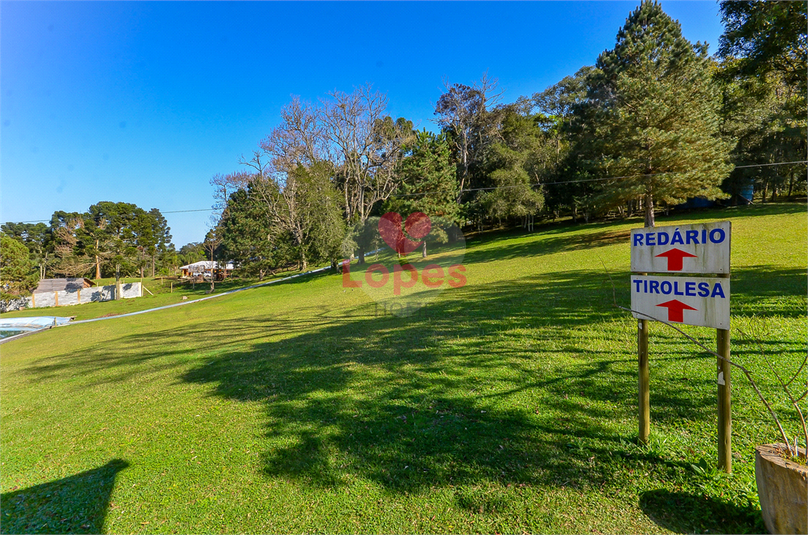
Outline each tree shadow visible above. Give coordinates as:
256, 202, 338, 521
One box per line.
12, 256, 804, 520
639, 489, 764, 534
172, 269, 722, 494
1, 459, 129, 534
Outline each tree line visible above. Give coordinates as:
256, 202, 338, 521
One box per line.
206, 1, 806, 278
2, 1, 805, 295
0, 202, 186, 298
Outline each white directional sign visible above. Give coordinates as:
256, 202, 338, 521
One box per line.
631, 221, 731, 274
631, 275, 730, 329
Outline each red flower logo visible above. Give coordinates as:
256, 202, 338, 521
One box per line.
378, 212, 432, 254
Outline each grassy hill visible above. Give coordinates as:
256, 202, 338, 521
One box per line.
1, 203, 805, 534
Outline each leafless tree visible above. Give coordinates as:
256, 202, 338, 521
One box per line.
53, 217, 94, 277
210, 171, 251, 219
321, 84, 411, 226
242, 87, 411, 265
434, 72, 505, 201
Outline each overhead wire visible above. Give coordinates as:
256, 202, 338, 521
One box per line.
8, 160, 807, 223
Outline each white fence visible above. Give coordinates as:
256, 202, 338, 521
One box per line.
2, 283, 142, 312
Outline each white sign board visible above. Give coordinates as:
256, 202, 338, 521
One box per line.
631, 221, 731, 274
631, 275, 730, 329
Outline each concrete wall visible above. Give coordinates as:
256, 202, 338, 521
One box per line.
2, 283, 141, 312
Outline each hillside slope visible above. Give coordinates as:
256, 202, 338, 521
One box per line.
2, 203, 805, 534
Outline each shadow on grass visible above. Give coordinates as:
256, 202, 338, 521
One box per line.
462, 202, 806, 266
639, 489, 764, 534
0, 459, 128, 534
13, 254, 803, 531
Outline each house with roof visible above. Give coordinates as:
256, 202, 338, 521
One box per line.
179, 261, 235, 279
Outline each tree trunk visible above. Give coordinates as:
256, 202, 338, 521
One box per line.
151, 254, 156, 278
421, 241, 427, 258
787, 169, 795, 197
644, 193, 655, 228
95, 255, 101, 279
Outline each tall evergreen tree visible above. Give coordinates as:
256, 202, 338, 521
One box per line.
219, 188, 288, 279
481, 102, 547, 230
0, 222, 53, 279
386, 130, 460, 222
579, 1, 734, 227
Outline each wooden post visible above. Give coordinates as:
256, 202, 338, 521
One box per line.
638, 317, 650, 444
717, 326, 732, 473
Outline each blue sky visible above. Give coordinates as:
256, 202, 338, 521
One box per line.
1, 1, 726, 247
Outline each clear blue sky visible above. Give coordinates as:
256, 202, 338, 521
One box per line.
1, 1, 725, 247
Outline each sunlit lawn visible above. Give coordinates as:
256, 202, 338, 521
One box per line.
1, 269, 308, 322
1, 203, 805, 534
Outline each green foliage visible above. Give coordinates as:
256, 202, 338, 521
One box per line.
717, 1, 807, 203
1, 204, 804, 533
480, 104, 546, 226
0, 234, 39, 297
576, 0, 734, 226
295, 162, 346, 268
719, 64, 807, 201
220, 188, 287, 279
0, 222, 53, 279
246, 160, 345, 270
719, 0, 807, 97
178, 242, 205, 266
386, 130, 460, 224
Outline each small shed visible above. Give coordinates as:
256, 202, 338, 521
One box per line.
34, 278, 96, 294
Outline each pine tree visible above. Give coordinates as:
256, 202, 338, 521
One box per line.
580, 0, 734, 227
386, 130, 460, 223
481, 103, 546, 231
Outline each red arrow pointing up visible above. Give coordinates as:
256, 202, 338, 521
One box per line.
655, 248, 698, 271
656, 299, 698, 323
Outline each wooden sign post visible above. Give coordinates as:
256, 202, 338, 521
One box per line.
630, 222, 732, 472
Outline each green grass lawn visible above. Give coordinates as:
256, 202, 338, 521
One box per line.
1, 203, 805, 534
1, 269, 311, 322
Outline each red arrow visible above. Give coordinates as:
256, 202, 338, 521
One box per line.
656, 299, 697, 323
655, 248, 698, 271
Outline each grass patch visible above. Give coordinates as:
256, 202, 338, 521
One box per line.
1, 203, 805, 533
1, 269, 316, 322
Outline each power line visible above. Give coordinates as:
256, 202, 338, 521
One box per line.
162, 209, 215, 214
392, 160, 808, 198
735, 160, 807, 169
6, 160, 806, 223
14, 208, 215, 224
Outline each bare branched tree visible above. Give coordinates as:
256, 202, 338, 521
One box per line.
321, 84, 411, 227
435, 72, 505, 201
53, 217, 94, 277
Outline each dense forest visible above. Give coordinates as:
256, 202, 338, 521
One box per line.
2, 1, 805, 296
